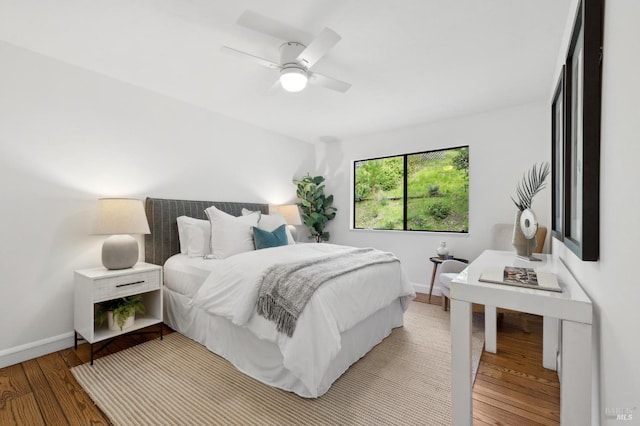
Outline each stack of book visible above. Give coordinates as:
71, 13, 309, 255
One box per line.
479, 266, 562, 292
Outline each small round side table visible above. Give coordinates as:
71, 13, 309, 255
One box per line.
427, 256, 469, 302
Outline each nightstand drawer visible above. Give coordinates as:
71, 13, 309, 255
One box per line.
94, 270, 160, 301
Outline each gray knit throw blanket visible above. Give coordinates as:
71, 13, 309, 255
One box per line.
256, 247, 399, 337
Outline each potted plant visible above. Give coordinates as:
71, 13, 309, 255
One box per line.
293, 174, 337, 242
511, 162, 550, 212
510, 162, 550, 256
95, 295, 145, 331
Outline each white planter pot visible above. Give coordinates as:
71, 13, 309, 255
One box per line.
107, 311, 135, 331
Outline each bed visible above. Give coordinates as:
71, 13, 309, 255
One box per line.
144, 197, 415, 398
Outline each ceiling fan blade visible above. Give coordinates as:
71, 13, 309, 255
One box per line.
309, 72, 352, 93
221, 46, 281, 70
297, 28, 341, 68
237, 10, 312, 44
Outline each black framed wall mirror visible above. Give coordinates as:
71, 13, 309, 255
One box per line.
552, 0, 603, 261
551, 66, 564, 242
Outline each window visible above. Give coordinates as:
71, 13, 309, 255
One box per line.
353, 146, 469, 232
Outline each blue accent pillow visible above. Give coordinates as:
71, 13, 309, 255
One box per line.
252, 225, 288, 250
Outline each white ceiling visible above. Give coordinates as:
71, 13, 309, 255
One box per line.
0, 0, 573, 144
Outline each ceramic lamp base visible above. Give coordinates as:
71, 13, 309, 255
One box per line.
102, 234, 139, 270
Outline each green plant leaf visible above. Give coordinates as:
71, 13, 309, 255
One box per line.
294, 174, 337, 242
511, 162, 550, 211
95, 295, 145, 331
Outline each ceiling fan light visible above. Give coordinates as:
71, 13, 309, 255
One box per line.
280, 68, 308, 92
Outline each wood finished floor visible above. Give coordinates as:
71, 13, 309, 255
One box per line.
415, 293, 560, 425
0, 295, 559, 425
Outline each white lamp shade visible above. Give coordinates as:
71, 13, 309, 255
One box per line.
280, 68, 308, 92
92, 198, 150, 235
272, 204, 302, 226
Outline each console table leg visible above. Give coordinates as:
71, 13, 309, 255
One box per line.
451, 298, 473, 426
543, 317, 559, 370
484, 305, 497, 353
561, 320, 592, 426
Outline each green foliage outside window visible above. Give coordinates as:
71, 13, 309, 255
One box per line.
354, 157, 403, 201
354, 146, 469, 232
452, 147, 469, 175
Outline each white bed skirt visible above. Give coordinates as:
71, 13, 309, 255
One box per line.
163, 287, 404, 398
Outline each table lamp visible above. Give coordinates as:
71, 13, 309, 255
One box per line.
272, 204, 302, 241
92, 198, 150, 270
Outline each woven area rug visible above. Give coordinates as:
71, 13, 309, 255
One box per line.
72, 302, 484, 426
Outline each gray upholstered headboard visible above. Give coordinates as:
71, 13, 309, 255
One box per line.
144, 197, 269, 266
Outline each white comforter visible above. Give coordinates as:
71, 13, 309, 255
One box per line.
191, 243, 415, 396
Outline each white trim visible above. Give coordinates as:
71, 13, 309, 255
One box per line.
412, 281, 428, 294
349, 228, 471, 237
411, 281, 442, 296
0, 332, 74, 369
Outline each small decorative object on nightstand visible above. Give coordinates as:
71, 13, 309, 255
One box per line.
74, 262, 163, 364
436, 241, 449, 259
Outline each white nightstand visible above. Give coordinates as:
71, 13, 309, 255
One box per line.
74, 262, 163, 364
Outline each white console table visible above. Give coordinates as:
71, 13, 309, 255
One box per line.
449, 250, 592, 426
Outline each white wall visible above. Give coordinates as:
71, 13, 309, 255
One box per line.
0, 41, 315, 367
317, 102, 551, 292
551, 1, 640, 424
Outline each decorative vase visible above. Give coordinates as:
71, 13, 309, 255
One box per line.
436, 241, 449, 259
107, 311, 135, 332
512, 210, 536, 258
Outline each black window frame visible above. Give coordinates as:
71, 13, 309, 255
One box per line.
353, 145, 469, 233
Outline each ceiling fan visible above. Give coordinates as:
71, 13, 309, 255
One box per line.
222, 10, 351, 93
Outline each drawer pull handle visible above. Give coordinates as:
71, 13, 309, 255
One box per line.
116, 280, 145, 288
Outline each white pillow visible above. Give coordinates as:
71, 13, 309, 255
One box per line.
184, 223, 207, 257
176, 216, 211, 256
205, 206, 259, 259
241, 209, 296, 244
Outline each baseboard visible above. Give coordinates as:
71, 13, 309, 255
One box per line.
0, 332, 75, 369
412, 282, 441, 296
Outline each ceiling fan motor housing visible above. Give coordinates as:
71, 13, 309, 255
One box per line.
280, 42, 306, 69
